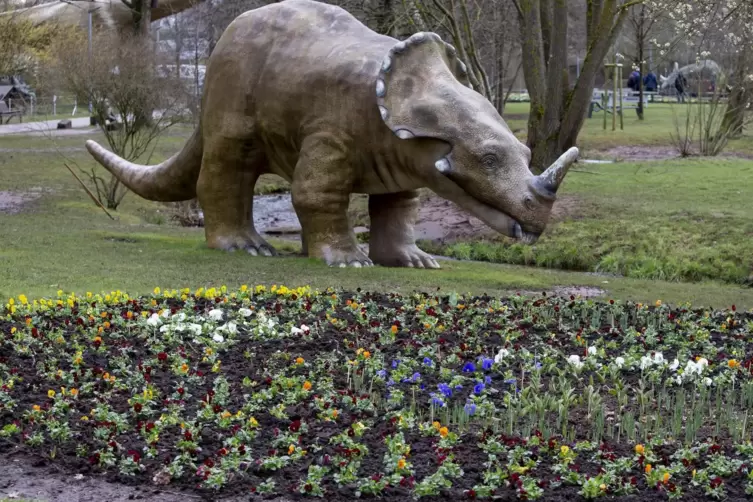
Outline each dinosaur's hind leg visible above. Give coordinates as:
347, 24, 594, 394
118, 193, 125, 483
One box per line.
197, 138, 276, 256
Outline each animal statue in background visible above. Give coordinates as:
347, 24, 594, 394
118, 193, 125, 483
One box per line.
85, 0, 579, 269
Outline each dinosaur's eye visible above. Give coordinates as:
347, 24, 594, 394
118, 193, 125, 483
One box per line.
524, 196, 535, 211
481, 153, 498, 168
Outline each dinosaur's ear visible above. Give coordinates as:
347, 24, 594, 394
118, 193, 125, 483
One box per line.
375, 32, 473, 140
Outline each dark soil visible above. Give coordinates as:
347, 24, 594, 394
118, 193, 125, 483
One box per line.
1, 294, 752, 501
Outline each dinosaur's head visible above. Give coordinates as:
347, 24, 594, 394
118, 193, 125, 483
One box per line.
376, 32, 578, 243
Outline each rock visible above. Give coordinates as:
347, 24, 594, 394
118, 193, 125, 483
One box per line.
56, 119, 72, 129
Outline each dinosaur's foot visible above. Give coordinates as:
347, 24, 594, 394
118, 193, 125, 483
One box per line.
370, 244, 441, 269
209, 233, 277, 256
317, 245, 373, 268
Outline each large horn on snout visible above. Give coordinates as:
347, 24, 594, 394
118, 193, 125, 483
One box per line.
537, 147, 580, 194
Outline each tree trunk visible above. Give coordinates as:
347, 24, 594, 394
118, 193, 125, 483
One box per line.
515, 0, 634, 172
720, 50, 752, 138
127, 0, 153, 35
721, 85, 751, 137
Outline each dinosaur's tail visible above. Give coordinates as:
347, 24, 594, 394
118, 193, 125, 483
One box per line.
85, 125, 203, 202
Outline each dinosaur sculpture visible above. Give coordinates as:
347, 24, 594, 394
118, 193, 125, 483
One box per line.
660, 60, 724, 91
2, 0, 203, 32
85, 0, 579, 269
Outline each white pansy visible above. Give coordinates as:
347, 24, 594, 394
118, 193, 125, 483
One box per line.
615, 357, 625, 368
160, 309, 171, 319
588, 346, 597, 356
212, 333, 225, 343
291, 326, 304, 335
238, 308, 253, 317
684, 358, 709, 378
670, 359, 680, 371
640, 355, 653, 370
188, 323, 203, 337
703, 377, 713, 387
173, 312, 186, 322
653, 352, 665, 365
208, 309, 224, 321
684, 360, 699, 376
218, 321, 237, 335
567, 355, 583, 368
494, 348, 510, 364
146, 313, 162, 327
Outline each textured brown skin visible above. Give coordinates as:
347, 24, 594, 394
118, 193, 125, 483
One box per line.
85, 0, 577, 268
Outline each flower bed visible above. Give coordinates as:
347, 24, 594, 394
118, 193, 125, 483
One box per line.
2, 286, 753, 500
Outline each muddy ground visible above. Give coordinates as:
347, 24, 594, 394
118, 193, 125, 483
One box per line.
605, 145, 753, 162
216, 191, 582, 245
0, 452, 292, 502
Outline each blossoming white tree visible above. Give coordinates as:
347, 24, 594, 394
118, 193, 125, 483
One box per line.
647, 0, 752, 138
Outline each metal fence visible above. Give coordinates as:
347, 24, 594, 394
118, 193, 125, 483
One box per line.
5, 95, 90, 121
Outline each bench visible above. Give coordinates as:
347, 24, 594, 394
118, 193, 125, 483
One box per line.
0, 101, 23, 124
588, 89, 651, 118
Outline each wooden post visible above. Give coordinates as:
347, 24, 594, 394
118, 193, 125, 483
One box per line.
612, 61, 618, 131
618, 64, 624, 130
603, 63, 613, 131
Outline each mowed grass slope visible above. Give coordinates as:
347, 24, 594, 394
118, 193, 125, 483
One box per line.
1, 105, 753, 307
429, 157, 753, 284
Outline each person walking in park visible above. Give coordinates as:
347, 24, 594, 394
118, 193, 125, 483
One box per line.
675, 73, 687, 103
644, 71, 658, 92
627, 70, 641, 91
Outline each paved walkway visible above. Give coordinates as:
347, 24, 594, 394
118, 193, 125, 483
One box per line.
0, 116, 95, 136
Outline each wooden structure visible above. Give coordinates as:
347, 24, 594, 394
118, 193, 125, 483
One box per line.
0, 84, 29, 124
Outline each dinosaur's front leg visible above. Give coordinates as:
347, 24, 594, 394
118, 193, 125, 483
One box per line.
368, 190, 440, 269
292, 136, 372, 268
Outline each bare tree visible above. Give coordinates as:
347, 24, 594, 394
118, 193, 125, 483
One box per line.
625, 4, 659, 119
487, 2, 522, 114
407, 0, 491, 102
42, 32, 186, 209
511, 0, 642, 171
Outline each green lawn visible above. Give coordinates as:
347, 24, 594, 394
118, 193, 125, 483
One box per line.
501, 102, 753, 156
1, 107, 752, 308
430, 156, 753, 285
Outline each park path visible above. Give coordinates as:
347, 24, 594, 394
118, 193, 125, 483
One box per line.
0, 116, 94, 136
